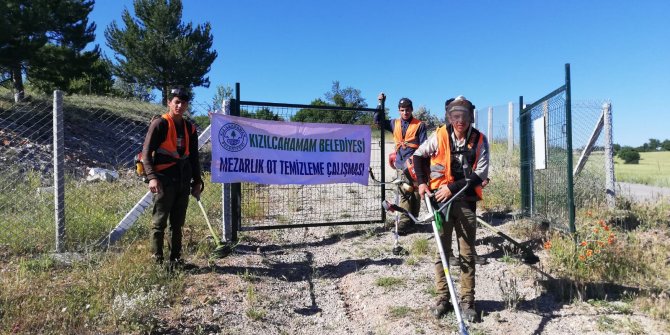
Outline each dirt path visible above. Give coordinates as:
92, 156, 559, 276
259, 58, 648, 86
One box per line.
149, 141, 668, 334
152, 214, 668, 335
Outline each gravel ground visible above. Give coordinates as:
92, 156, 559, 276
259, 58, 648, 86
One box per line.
150, 211, 668, 335
148, 142, 669, 334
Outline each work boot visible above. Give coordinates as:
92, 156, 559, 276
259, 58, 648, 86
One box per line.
432, 298, 452, 319
459, 301, 480, 323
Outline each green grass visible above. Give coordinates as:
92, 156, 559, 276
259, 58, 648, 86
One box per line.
0, 171, 224, 256
388, 305, 413, 318
615, 151, 670, 187
480, 143, 521, 212
409, 238, 431, 255
375, 276, 404, 289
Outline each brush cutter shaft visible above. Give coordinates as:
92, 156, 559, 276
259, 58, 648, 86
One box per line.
425, 187, 470, 335
476, 217, 525, 250
197, 199, 222, 245
436, 181, 472, 213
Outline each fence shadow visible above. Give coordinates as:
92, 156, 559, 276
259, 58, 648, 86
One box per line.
233, 225, 388, 254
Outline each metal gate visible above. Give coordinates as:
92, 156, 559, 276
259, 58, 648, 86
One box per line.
519, 64, 575, 232
228, 84, 386, 240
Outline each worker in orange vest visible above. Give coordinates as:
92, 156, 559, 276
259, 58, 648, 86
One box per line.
374, 93, 427, 234
142, 87, 203, 271
413, 96, 490, 322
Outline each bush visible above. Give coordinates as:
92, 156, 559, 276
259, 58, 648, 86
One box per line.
617, 148, 640, 164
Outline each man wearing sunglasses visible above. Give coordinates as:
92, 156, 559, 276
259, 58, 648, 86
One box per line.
141, 87, 203, 270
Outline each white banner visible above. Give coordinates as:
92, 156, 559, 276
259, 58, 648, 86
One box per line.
211, 114, 372, 185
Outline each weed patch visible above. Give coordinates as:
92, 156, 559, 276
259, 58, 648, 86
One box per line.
375, 276, 404, 289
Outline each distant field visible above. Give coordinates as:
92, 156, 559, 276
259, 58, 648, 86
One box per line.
615, 151, 670, 188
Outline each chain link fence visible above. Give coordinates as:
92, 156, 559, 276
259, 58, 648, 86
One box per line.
0, 90, 55, 254
1, 84, 614, 255
0, 88, 223, 256
571, 99, 613, 209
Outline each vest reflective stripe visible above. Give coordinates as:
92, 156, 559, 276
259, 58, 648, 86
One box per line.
393, 118, 421, 152
429, 125, 484, 200
154, 113, 192, 172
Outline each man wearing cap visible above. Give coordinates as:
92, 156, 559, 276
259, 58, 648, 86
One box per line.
374, 93, 427, 234
141, 87, 203, 270
412, 96, 489, 322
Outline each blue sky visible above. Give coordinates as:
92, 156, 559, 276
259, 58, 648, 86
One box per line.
89, 0, 670, 146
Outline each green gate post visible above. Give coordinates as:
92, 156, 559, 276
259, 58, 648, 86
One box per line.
231, 82, 242, 242
564, 64, 576, 233
519, 96, 531, 215
380, 99, 386, 224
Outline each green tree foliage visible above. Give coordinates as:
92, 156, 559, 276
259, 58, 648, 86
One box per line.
211, 85, 233, 111
662, 139, 670, 151
413, 105, 441, 131
111, 78, 155, 102
41, 56, 113, 95
617, 147, 640, 164
0, 0, 101, 100
105, 0, 217, 105
241, 107, 283, 121
292, 81, 369, 124
648, 138, 661, 151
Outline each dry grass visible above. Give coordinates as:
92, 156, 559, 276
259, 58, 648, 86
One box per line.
0, 245, 183, 334
480, 143, 520, 212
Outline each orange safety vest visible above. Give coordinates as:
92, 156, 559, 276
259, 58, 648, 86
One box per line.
429, 125, 484, 200
393, 118, 422, 152
153, 113, 194, 172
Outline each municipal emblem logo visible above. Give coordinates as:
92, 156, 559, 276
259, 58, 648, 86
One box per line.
219, 123, 247, 152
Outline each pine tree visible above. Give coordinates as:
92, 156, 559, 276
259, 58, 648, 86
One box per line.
0, 0, 100, 101
105, 0, 217, 105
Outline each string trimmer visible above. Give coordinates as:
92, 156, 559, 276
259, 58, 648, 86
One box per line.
425, 182, 470, 335
369, 167, 413, 255
195, 196, 232, 258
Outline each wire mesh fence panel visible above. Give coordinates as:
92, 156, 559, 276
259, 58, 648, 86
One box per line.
520, 89, 572, 231
0, 91, 55, 255
236, 103, 383, 230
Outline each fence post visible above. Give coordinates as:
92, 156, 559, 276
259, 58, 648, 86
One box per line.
603, 102, 616, 208
487, 106, 493, 141
230, 83, 242, 243
565, 63, 576, 233
508, 102, 514, 153
221, 99, 233, 242
473, 108, 478, 129
53, 90, 65, 252
519, 96, 531, 215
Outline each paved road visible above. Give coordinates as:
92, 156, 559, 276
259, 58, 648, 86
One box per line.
617, 182, 670, 203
